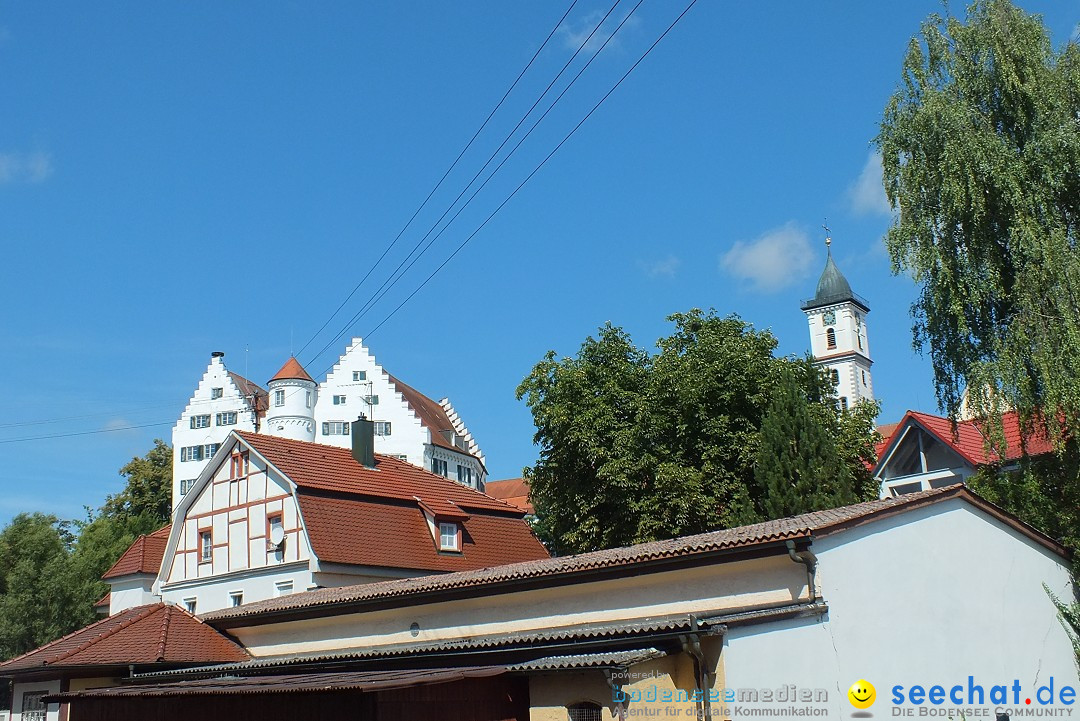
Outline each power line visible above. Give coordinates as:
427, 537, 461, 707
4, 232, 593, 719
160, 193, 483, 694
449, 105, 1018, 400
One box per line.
305, 0, 629, 368
295, 0, 582, 360
0, 421, 175, 445
362, 0, 701, 342
334, 0, 646, 347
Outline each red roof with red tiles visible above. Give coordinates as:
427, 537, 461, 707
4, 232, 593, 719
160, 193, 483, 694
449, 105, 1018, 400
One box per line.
269, 357, 314, 383
877, 409, 1054, 470
229, 371, 269, 416
102, 525, 172, 579
387, 375, 472, 456
0, 603, 248, 672
237, 432, 548, 572
484, 478, 534, 514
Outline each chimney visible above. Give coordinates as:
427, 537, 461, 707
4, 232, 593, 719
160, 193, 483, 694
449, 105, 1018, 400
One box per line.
351, 416, 376, 469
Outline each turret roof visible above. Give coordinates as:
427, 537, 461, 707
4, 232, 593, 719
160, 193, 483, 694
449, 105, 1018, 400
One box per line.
269, 357, 314, 383
801, 242, 869, 312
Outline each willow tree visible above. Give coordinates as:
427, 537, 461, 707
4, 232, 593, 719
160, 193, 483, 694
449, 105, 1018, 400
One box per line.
876, 0, 1080, 445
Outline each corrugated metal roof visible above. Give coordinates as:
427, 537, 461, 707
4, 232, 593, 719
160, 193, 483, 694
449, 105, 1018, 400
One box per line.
49, 666, 506, 699
510, 648, 666, 671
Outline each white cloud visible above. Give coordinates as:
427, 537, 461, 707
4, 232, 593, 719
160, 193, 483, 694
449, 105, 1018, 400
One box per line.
103, 418, 134, 432
848, 151, 891, 217
0, 151, 53, 184
638, 255, 680, 278
558, 8, 640, 52
720, 222, 814, 293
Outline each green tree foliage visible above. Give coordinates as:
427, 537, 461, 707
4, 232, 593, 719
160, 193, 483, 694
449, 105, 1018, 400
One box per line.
0, 514, 80, 659
517, 309, 880, 554
877, 0, 1080, 444
0, 442, 172, 660
755, 367, 859, 519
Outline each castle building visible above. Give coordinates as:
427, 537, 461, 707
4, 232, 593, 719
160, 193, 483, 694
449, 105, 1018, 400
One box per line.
801, 236, 873, 409
171, 339, 487, 509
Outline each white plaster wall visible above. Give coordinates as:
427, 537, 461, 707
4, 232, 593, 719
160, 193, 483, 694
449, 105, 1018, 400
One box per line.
723, 499, 1078, 718
171, 355, 258, 509
314, 338, 430, 467
11, 680, 60, 721
807, 303, 874, 405
161, 442, 315, 615
228, 555, 807, 657
424, 444, 485, 489
264, 377, 316, 442
108, 575, 158, 614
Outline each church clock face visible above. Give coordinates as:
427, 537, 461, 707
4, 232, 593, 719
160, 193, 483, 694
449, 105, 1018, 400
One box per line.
822, 310, 836, 325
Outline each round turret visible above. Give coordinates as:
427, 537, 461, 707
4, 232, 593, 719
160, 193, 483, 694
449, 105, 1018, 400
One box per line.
266, 357, 317, 442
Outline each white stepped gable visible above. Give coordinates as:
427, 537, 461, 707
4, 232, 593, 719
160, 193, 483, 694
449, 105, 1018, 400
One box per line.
171, 352, 266, 510
171, 339, 488, 507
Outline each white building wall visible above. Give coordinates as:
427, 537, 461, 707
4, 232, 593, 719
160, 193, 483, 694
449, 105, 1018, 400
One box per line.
171, 354, 258, 509
806, 303, 874, 406
108, 575, 157, 615
724, 499, 1078, 718
10, 680, 60, 721
160, 442, 315, 615
313, 338, 431, 468
265, 377, 317, 442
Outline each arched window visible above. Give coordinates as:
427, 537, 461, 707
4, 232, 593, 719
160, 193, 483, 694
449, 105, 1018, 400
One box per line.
830, 369, 839, 385
826, 327, 836, 350
858, 333, 863, 350
840, 396, 849, 411
568, 702, 603, 721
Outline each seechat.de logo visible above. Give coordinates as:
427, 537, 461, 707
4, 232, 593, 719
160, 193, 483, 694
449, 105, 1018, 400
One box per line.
849, 679, 877, 709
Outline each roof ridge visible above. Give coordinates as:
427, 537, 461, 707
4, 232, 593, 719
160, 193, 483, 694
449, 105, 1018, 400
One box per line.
156, 605, 172, 661
48, 604, 164, 665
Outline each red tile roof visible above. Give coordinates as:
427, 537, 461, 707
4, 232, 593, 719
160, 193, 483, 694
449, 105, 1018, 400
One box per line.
269, 357, 314, 383
387, 375, 471, 456
297, 494, 548, 572
484, 478, 533, 514
237, 432, 548, 573
228, 371, 269, 417
0, 604, 248, 672
207, 484, 1067, 625
882, 410, 1054, 468
102, 525, 172, 579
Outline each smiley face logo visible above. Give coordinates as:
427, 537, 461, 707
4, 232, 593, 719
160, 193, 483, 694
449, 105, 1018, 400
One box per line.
848, 679, 876, 709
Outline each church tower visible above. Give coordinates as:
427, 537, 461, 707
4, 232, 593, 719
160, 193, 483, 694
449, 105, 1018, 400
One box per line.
265, 357, 317, 442
801, 234, 873, 409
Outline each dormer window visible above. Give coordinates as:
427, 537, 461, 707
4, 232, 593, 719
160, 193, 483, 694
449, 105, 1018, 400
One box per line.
439, 522, 460, 551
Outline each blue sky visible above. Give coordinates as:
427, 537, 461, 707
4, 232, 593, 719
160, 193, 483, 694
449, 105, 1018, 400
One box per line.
1, 2, 1076, 526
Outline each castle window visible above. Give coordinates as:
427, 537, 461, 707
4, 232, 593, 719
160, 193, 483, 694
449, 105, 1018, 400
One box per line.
305, 391, 311, 408
374, 421, 392, 436
273, 390, 285, 407
353, 371, 366, 381
432, 458, 448, 477
322, 421, 350, 436
457, 465, 473, 486
333, 395, 346, 405
179, 445, 203, 462
190, 414, 211, 429
211, 387, 223, 399
439, 522, 460, 551
216, 411, 237, 426
179, 478, 197, 495
826, 327, 837, 350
